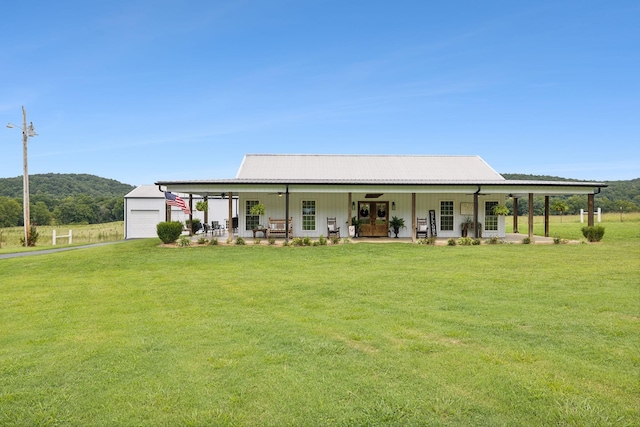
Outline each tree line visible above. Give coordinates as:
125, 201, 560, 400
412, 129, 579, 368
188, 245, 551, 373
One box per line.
501, 175, 640, 215
0, 194, 125, 227
0, 173, 133, 228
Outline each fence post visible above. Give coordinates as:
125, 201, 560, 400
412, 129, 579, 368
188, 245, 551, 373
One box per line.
53, 229, 57, 245
69, 230, 73, 244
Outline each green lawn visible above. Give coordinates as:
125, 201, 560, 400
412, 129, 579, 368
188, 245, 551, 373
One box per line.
0, 219, 638, 426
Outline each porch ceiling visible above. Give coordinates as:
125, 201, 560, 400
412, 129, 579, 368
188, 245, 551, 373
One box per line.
156, 179, 605, 197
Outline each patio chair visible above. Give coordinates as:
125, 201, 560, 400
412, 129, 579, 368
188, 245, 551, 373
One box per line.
327, 217, 340, 238
211, 221, 221, 236
416, 217, 429, 238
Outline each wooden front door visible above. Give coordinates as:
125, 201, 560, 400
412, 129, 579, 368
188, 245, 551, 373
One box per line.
358, 201, 389, 237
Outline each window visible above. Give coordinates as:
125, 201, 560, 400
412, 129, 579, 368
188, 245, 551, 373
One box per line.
302, 200, 316, 231
440, 201, 454, 231
245, 200, 260, 230
485, 201, 498, 231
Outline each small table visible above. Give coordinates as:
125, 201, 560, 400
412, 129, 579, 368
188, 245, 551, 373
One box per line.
252, 228, 268, 238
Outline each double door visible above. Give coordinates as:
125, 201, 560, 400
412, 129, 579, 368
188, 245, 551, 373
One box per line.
358, 201, 389, 237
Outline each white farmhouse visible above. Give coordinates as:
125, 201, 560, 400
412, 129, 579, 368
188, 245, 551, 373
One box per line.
153, 154, 606, 242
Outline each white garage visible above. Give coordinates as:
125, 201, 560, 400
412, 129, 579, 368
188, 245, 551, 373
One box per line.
124, 185, 237, 239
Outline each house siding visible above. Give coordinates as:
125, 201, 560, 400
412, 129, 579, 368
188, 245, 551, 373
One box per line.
238, 192, 505, 238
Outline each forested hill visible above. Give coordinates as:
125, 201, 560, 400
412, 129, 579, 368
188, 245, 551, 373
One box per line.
501, 173, 640, 211
0, 173, 134, 199
501, 173, 587, 182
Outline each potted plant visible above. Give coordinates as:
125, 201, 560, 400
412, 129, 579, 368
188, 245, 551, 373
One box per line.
461, 216, 474, 237
492, 204, 509, 216
389, 216, 405, 238
250, 203, 265, 228
195, 200, 208, 212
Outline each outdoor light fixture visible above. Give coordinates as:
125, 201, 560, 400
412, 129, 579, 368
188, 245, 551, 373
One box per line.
6, 106, 37, 246
352, 201, 355, 210
392, 201, 396, 210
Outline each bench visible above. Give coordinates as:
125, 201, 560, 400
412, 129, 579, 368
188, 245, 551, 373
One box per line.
268, 217, 293, 238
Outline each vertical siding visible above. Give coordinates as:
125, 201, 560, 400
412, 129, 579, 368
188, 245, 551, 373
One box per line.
238, 192, 506, 238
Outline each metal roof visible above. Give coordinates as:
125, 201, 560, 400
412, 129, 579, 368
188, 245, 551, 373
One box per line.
155, 154, 607, 194
236, 154, 506, 182
124, 185, 164, 198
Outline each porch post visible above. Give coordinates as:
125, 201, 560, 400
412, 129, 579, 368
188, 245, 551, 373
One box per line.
285, 184, 290, 242
204, 195, 209, 226
513, 197, 519, 233
411, 193, 416, 242
528, 193, 534, 240
228, 192, 233, 238
473, 190, 479, 238
189, 194, 193, 236
588, 194, 595, 226
544, 196, 550, 237
348, 192, 352, 236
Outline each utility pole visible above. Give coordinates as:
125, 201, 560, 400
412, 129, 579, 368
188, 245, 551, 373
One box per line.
7, 106, 37, 246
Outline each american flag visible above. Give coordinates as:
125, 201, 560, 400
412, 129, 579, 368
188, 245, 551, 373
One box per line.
164, 192, 191, 215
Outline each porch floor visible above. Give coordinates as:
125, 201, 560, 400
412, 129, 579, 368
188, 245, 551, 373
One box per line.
195, 233, 575, 245
347, 233, 563, 245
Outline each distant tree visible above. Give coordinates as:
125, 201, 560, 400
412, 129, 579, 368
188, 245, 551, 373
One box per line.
54, 196, 97, 224
110, 197, 125, 221
565, 195, 587, 215
31, 201, 53, 226
0, 197, 22, 227
551, 200, 569, 222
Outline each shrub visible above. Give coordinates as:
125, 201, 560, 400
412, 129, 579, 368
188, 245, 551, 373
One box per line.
318, 235, 327, 246
553, 237, 568, 244
458, 237, 473, 246
303, 236, 312, 246
522, 237, 533, 244
581, 225, 605, 242
197, 237, 208, 245
291, 237, 304, 246
156, 221, 184, 244
447, 238, 457, 246
20, 226, 39, 247
268, 237, 276, 245
208, 238, 218, 246
330, 236, 341, 245
253, 238, 262, 245
417, 237, 436, 245
235, 237, 246, 245
472, 238, 481, 245
177, 236, 191, 247
486, 236, 501, 245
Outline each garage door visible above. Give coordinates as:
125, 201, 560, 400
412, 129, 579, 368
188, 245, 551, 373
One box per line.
128, 210, 161, 238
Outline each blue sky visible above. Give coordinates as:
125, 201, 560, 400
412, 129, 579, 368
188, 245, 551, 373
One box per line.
2, 0, 638, 186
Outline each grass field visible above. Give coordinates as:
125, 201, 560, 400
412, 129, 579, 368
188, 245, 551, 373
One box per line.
0, 222, 124, 251
0, 217, 638, 426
